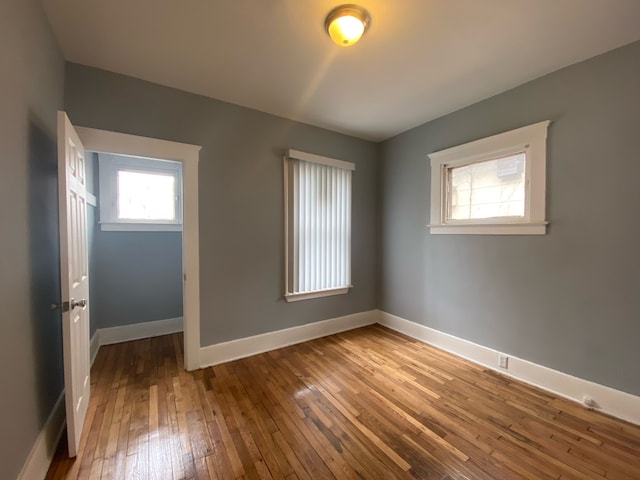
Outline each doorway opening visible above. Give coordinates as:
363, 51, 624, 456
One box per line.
87, 152, 184, 355
77, 126, 201, 371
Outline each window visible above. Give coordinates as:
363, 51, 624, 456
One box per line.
449, 152, 526, 220
98, 154, 183, 231
284, 149, 354, 302
428, 121, 550, 235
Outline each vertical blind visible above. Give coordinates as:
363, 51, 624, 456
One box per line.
285, 150, 355, 299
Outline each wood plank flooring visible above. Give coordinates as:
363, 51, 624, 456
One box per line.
46, 325, 640, 479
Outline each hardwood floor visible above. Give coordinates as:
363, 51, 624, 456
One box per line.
46, 325, 640, 479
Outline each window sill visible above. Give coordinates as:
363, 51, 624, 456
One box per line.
428, 222, 547, 235
100, 223, 183, 232
285, 287, 351, 303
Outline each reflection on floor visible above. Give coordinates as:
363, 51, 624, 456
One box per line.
46, 326, 640, 479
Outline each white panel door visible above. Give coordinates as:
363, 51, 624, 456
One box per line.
57, 111, 91, 457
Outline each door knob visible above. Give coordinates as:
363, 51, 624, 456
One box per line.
71, 299, 87, 309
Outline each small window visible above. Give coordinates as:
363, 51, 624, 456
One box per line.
284, 149, 354, 302
448, 152, 526, 221
428, 121, 550, 235
98, 154, 183, 231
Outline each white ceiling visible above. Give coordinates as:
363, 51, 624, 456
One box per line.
41, 0, 640, 141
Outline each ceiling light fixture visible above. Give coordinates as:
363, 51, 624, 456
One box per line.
324, 4, 371, 47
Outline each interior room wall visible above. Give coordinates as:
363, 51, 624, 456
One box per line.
379, 40, 640, 397
64, 63, 379, 347
91, 231, 183, 329
0, 0, 65, 477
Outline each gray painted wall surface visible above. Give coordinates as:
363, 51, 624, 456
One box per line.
91, 231, 183, 329
0, 0, 65, 477
65, 63, 379, 346
379, 41, 640, 396
86, 153, 183, 331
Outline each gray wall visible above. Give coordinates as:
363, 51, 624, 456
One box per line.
65, 63, 379, 346
86, 154, 183, 331
379, 40, 640, 396
0, 0, 65, 477
91, 230, 183, 329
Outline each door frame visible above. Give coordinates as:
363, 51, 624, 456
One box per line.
76, 126, 202, 371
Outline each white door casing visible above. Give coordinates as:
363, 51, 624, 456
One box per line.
74, 126, 202, 371
57, 111, 91, 457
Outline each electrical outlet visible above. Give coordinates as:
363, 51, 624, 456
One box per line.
498, 354, 509, 369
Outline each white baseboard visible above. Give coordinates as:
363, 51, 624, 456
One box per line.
17, 392, 66, 480
379, 311, 640, 426
200, 310, 377, 368
98, 316, 183, 346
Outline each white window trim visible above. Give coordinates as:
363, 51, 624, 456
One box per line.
284, 287, 351, 303
98, 153, 183, 232
287, 149, 355, 171
284, 149, 354, 302
428, 120, 550, 235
